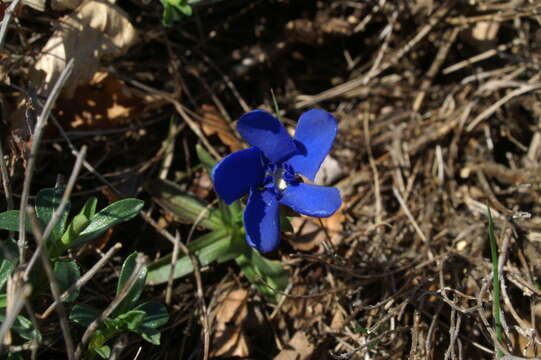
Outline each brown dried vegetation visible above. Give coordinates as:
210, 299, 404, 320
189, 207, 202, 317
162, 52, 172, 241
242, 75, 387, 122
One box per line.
3, 0, 541, 359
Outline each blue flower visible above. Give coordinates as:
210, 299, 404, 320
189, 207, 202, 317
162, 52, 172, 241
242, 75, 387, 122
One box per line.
212, 109, 341, 253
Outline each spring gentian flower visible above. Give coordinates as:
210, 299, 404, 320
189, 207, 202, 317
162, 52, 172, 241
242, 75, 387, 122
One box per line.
212, 109, 341, 253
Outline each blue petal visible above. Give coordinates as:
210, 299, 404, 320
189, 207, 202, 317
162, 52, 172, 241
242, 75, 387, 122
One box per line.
212, 147, 265, 205
237, 110, 297, 164
286, 109, 337, 181
279, 182, 341, 217
244, 189, 280, 253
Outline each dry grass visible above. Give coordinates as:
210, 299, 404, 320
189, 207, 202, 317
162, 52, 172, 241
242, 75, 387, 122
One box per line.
2, 0, 541, 359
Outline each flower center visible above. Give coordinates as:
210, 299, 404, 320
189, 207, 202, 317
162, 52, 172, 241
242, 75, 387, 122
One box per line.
264, 163, 299, 197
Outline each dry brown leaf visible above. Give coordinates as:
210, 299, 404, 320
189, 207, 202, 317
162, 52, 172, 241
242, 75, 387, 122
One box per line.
288, 205, 345, 251
199, 104, 243, 151
30, 0, 137, 99
281, 285, 324, 329
210, 289, 250, 358
55, 72, 145, 129
51, 0, 83, 11
274, 331, 315, 360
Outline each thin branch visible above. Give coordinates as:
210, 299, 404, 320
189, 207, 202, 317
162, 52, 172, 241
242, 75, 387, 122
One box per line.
23, 145, 87, 281
0, 136, 14, 210
39, 243, 123, 319
0, 283, 31, 350
0, 0, 21, 50
74, 253, 147, 360
140, 212, 210, 360
18, 59, 74, 262
26, 207, 75, 360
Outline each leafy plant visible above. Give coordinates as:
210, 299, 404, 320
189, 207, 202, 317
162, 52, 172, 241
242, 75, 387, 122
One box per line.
146, 144, 289, 303
0, 293, 42, 351
70, 252, 169, 358
0, 188, 144, 303
160, 0, 199, 27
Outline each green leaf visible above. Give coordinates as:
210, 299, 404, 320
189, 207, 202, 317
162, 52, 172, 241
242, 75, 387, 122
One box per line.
71, 198, 144, 248
0, 210, 31, 232
235, 247, 289, 303
53, 260, 81, 302
0, 294, 6, 308
134, 326, 161, 345
0, 259, 14, 291
160, 0, 193, 27
7, 351, 24, 360
133, 302, 169, 328
56, 197, 98, 255
146, 179, 223, 231
60, 213, 89, 247
94, 345, 111, 359
80, 196, 98, 219
35, 187, 70, 246
70, 304, 100, 327
89, 328, 116, 354
0, 312, 41, 342
112, 252, 148, 317
116, 310, 146, 331
0, 240, 17, 290
146, 230, 246, 285
196, 143, 217, 172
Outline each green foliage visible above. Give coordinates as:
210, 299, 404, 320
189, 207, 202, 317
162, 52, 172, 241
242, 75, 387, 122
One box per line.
70, 252, 169, 359
0, 189, 143, 258
160, 0, 197, 27
0, 308, 41, 343
53, 260, 81, 302
146, 145, 289, 303
0, 240, 17, 290
111, 252, 148, 317
35, 187, 70, 247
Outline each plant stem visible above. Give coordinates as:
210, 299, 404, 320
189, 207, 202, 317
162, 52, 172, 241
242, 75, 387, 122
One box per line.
487, 206, 503, 358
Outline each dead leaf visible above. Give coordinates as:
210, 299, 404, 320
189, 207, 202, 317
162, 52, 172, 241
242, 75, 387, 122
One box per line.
51, 0, 83, 11
210, 289, 250, 358
55, 72, 146, 129
274, 331, 315, 360
30, 0, 137, 99
288, 205, 345, 251
199, 104, 243, 151
281, 285, 324, 329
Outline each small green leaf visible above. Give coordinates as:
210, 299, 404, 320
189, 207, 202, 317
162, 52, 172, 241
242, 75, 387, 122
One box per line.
235, 246, 289, 303
60, 213, 89, 247
103, 317, 123, 331
94, 345, 111, 359
0, 210, 31, 232
135, 326, 161, 345
116, 310, 146, 330
146, 230, 246, 285
72, 198, 144, 248
35, 187, 70, 246
133, 302, 169, 328
196, 143, 217, 172
80, 196, 98, 220
7, 351, 24, 360
0, 294, 6, 308
0, 312, 41, 342
70, 304, 100, 327
147, 179, 222, 231
112, 252, 147, 317
53, 260, 81, 302
0, 240, 17, 290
